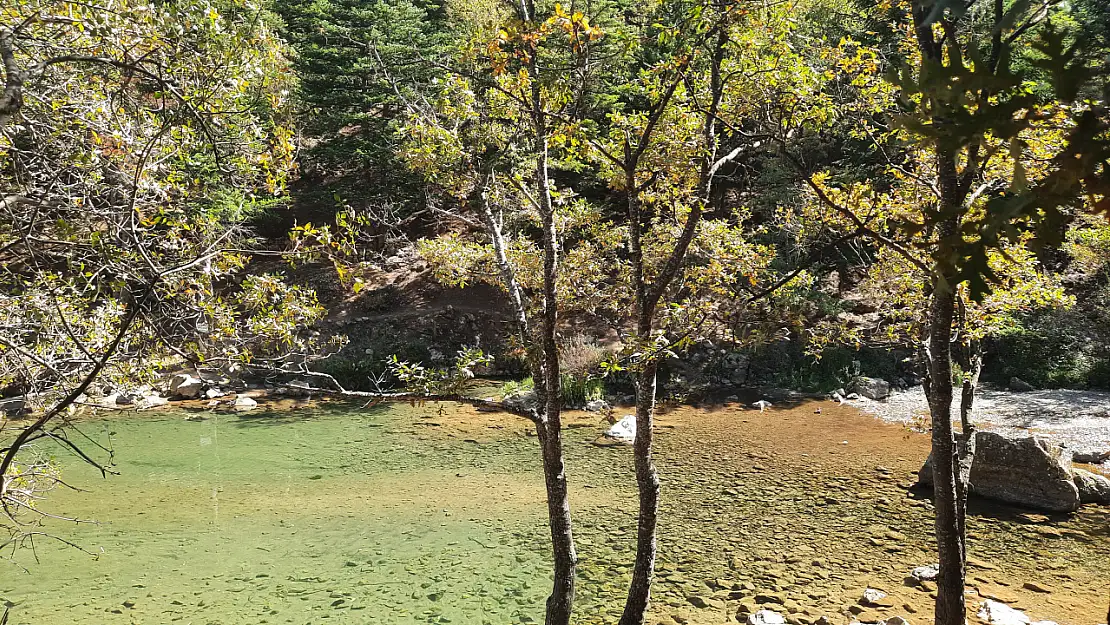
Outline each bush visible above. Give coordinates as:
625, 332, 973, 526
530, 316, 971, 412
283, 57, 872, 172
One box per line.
499, 374, 604, 408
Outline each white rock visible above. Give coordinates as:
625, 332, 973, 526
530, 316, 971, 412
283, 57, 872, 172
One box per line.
139, 394, 169, 410
584, 399, 610, 412
233, 395, 258, 412
860, 588, 888, 605
747, 609, 786, 625
205, 388, 224, 399
911, 564, 939, 581
605, 414, 636, 443
978, 600, 1030, 625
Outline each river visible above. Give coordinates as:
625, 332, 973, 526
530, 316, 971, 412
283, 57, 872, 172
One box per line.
2, 398, 1107, 624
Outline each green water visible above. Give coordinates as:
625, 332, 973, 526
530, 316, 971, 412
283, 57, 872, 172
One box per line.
3, 401, 1109, 625
2, 404, 566, 625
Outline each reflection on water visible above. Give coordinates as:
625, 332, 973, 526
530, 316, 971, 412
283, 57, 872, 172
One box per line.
2, 400, 1107, 625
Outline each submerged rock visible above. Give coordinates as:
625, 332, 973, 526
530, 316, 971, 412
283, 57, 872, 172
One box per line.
1073, 468, 1110, 504
604, 414, 636, 443
848, 377, 891, 400
859, 588, 891, 607
918, 432, 1080, 512
977, 599, 1059, 625
910, 564, 938, 582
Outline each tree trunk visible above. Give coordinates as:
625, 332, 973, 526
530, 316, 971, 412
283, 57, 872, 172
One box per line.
925, 276, 967, 625
618, 361, 660, 625
536, 417, 577, 625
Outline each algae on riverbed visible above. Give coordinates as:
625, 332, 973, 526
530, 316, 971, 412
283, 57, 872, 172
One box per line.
2, 400, 1107, 625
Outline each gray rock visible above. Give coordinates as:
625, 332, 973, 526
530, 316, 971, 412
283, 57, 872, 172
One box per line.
233, 395, 258, 412
1072, 449, 1110, 465
1073, 468, 1110, 504
114, 393, 138, 406
919, 432, 1080, 512
168, 373, 204, 399
0, 396, 27, 415
583, 399, 610, 413
503, 391, 536, 412
848, 377, 891, 400
1008, 377, 1036, 392
911, 564, 938, 582
883, 618, 911, 625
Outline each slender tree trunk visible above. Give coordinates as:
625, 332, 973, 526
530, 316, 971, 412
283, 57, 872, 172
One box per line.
618, 31, 726, 625
925, 276, 966, 625
618, 361, 660, 625
531, 49, 577, 624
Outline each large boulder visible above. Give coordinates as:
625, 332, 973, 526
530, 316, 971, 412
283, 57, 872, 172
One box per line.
848, 377, 891, 400
168, 373, 204, 399
604, 414, 636, 443
1073, 468, 1110, 504
919, 432, 1080, 512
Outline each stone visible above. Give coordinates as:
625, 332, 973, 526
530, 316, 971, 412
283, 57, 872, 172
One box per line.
205, 388, 225, 399
0, 396, 26, 415
503, 391, 537, 412
1008, 377, 1035, 392
686, 595, 710, 609
918, 432, 1080, 512
584, 399, 610, 412
168, 373, 204, 399
883, 618, 911, 625
977, 599, 1029, 625
848, 377, 891, 400
860, 588, 891, 607
1072, 468, 1110, 504
604, 414, 636, 443
747, 610, 786, 625
138, 394, 169, 410
234, 395, 258, 412
114, 393, 138, 406
910, 564, 938, 582
1071, 450, 1110, 464
1021, 582, 1052, 594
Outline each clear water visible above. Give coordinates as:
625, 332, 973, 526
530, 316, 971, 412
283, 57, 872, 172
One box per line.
2, 403, 562, 625
3, 400, 1108, 625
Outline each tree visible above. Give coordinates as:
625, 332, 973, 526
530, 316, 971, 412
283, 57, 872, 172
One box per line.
777, 1, 1109, 622
393, 2, 610, 622
1, 0, 316, 552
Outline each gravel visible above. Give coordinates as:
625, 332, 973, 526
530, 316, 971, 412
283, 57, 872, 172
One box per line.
849, 386, 1110, 459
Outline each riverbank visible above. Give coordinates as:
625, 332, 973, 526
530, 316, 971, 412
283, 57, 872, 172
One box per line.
847, 386, 1110, 460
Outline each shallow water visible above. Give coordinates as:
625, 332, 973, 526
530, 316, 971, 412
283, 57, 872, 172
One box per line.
2, 400, 1108, 625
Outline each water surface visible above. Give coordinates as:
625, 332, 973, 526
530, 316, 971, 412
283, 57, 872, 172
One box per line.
3, 400, 1107, 624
